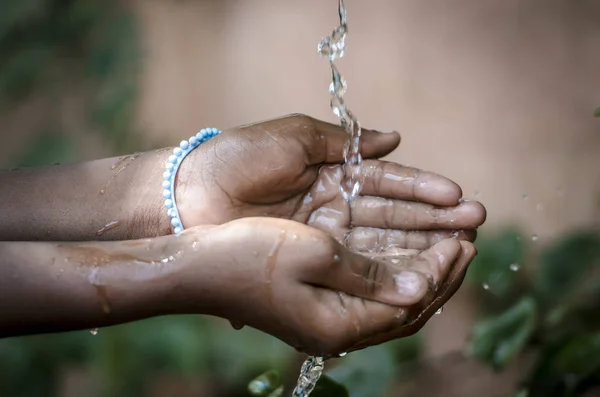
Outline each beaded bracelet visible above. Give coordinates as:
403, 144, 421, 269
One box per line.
163, 128, 222, 235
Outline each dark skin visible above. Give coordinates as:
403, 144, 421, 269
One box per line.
176, 115, 485, 250
0, 217, 476, 357
0, 114, 486, 357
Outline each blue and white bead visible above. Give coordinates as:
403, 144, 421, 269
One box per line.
163, 127, 222, 235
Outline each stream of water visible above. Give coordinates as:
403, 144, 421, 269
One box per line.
291, 1, 362, 396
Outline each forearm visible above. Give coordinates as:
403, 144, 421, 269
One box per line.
0, 232, 213, 338
0, 149, 174, 241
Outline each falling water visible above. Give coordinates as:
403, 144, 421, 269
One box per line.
318, 0, 364, 203
291, 356, 325, 397
292, 1, 360, 395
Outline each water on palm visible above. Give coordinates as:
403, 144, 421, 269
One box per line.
292, 1, 361, 395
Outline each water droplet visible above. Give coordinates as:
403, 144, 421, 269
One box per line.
90, 328, 98, 336
522, 194, 529, 200
99, 189, 106, 195
509, 263, 520, 272
483, 283, 490, 290
329, 75, 347, 96
531, 234, 539, 242
338, 352, 347, 357
192, 241, 199, 250
229, 320, 244, 330
435, 306, 443, 315
96, 220, 121, 236
394, 308, 404, 319
333, 254, 340, 261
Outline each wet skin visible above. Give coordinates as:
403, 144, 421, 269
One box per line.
0, 217, 476, 357
0, 114, 486, 356
0, 114, 485, 245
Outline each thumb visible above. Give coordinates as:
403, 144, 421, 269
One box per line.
305, 238, 462, 307
305, 117, 401, 164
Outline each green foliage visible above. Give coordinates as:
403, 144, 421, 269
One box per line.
595, 107, 600, 117
535, 231, 600, 304
14, 129, 76, 167
466, 228, 525, 310
328, 345, 397, 397
468, 296, 537, 370
467, 228, 600, 397
248, 370, 283, 396
0, 0, 143, 155
312, 375, 350, 397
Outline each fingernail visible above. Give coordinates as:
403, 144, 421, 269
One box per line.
393, 271, 422, 296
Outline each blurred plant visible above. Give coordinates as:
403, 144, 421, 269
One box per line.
247, 333, 422, 396
466, 228, 600, 397
0, 0, 143, 156
595, 107, 600, 117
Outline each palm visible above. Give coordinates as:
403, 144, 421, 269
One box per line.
177, 115, 485, 250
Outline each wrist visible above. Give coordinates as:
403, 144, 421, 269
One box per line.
173, 143, 217, 229
164, 225, 225, 317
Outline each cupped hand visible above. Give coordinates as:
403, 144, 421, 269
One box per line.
177, 217, 477, 357
175, 114, 486, 248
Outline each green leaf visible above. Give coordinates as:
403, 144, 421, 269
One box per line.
467, 296, 537, 370
536, 231, 600, 303
555, 333, 600, 380
248, 370, 282, 396
13, 129, 76, 167
594, 107, 600, 117
328, 344, 396, 397
466, 228, 525, 305
311, 374, 350, 397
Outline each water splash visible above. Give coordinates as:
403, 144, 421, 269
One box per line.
291, 356, 325, 397
90, 328, 98, 336
291, 2, 357, 395
318, 0, 363, 203
509, 263, 520, 272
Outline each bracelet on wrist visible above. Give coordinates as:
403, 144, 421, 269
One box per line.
162, 128, 222, 235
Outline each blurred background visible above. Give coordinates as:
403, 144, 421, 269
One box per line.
0, 0, 599, 396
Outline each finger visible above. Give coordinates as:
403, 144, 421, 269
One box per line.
303, 238, 462, 307
360, 160, 464, 206
400, 238, 461, 287
300, 115, 401, 164
348, 241, 476, 352
347, 227, 476, 252
309, 288, 409, 356
351, 196, 487, 230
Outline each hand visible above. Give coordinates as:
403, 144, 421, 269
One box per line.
176, 217, 477, 357
176, 114, 486, 249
